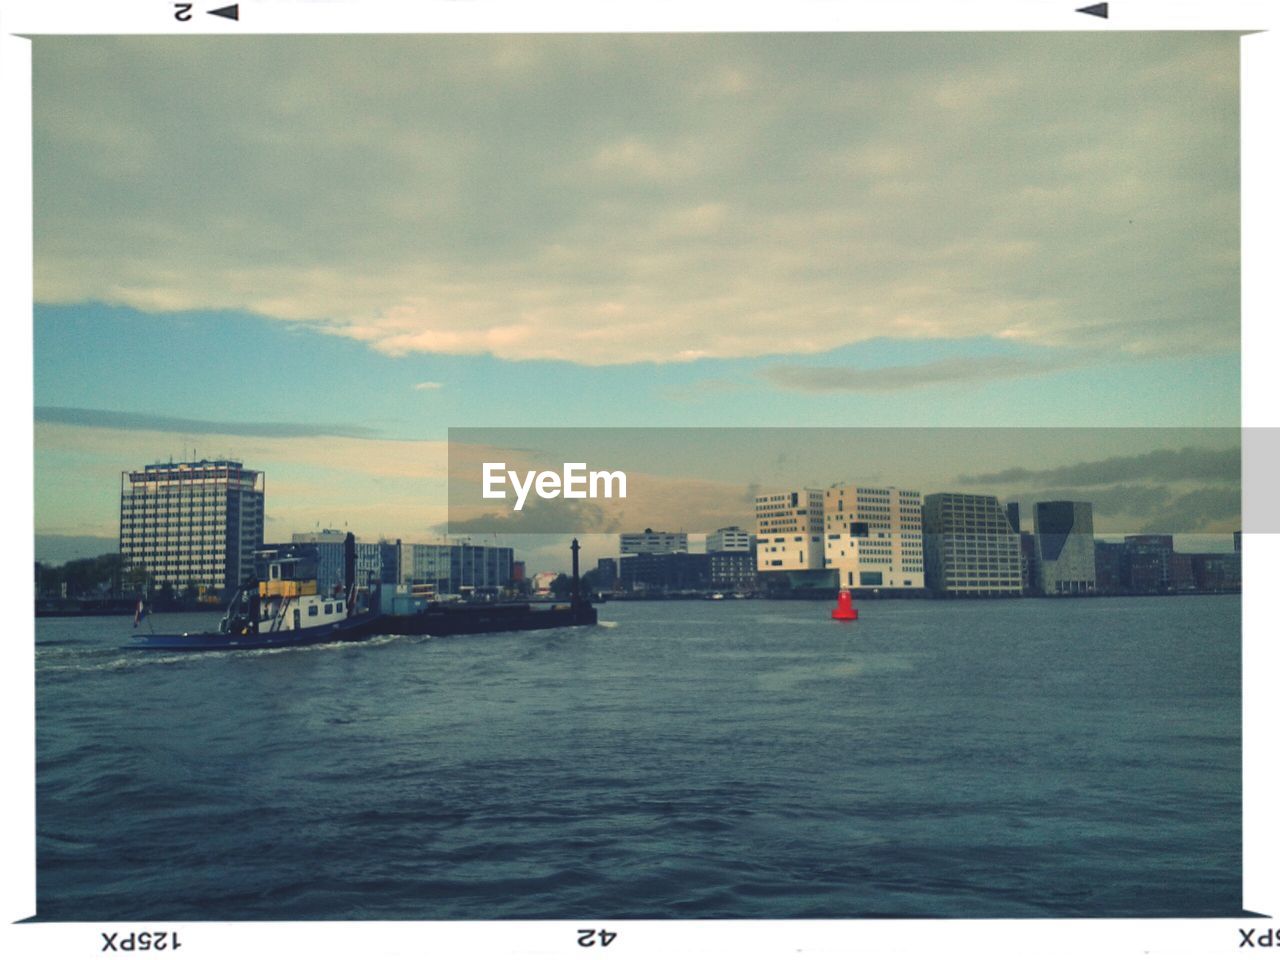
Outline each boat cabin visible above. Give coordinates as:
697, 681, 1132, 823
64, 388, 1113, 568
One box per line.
253, 548, 348, 632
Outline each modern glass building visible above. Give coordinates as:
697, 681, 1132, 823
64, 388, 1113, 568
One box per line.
398, 542, 514, 595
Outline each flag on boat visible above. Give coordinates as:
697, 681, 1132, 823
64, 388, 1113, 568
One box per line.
133, 599, 148, 627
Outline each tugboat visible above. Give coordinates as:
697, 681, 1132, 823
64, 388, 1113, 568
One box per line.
124, 537, 598, 651
123, 534, 382, 651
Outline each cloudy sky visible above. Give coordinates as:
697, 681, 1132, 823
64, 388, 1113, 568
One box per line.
31, 33, 1241, 564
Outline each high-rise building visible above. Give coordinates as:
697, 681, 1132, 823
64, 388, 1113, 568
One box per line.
823, 485, 925, 592
1034, 501, 1097, 595
922, 493, 1022, 597
755, 489, 825, 571
120, 459, 264, 593
619, 530, 688, 555
706, 526, 753, 553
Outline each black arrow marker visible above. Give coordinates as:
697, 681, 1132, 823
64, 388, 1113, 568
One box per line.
208, 3, 239, 20
1076, 3, 1108, 18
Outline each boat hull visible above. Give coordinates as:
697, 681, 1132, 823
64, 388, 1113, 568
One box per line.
123, 612, 384, 652
379, 602, 598, 637
123, 603, 597, 651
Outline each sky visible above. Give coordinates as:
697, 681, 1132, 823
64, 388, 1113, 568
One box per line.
30, 33, 1243, 568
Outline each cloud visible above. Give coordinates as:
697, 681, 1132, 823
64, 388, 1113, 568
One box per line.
1007, 483, 1240, 534
1010, 484, 1176, 523
35, 406, 381, 439
759, 352, 1092, 393
959, 445, 1240, 486
412, 381, 443, 391
33, 34, 1239, 367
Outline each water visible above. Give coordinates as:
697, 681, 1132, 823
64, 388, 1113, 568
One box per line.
34, 596, 1241, 920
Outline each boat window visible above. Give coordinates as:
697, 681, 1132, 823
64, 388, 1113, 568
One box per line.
324, 603, 333, 614
308, 606, 318, 616
336, 601, 344, 612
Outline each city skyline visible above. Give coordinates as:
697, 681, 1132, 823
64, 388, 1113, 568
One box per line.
32, 34, 1241, 569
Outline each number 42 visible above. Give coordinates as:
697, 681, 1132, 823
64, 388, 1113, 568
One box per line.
577, 929, 617, 947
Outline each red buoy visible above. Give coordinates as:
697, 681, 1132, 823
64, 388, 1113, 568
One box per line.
831, 589, 859, 621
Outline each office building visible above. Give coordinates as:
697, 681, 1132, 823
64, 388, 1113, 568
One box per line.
120, 459, 264, 593
1019, 531, 1037, 594
1093, 540, 1126, 595
1034, 501, 1097, 595
291, 530, 399, 593
706, 526, 753, 553
755, 489, 825, 571
595, 557, 618, 589
922, 493, 1022, 597
292, 529, 347, 593
1123, 534, 1176, 594
823, 485, 925, 592
708, 550, 756, 591
619, 552, 710, 593
1190, 552, 1242, 592
397, 541, 514, 595
620, 529, 688, 555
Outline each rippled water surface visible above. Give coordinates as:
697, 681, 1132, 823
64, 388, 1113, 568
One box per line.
35, 596, 1241, 919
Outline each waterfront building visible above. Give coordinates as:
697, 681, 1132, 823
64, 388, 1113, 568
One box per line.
595, 557, 618, 589
1019, 531, 1037, 594
1123, 534, 1176, 594
755, 489, 825, 572
1190, 552, 1242, 592
823, 485, 925, 592
397, 541, 514, 595
511, 560, 526, 584
619, 552, 710, 593
119, 459, 264, 594
706, 526, 753, 553
532, 571, 558, 595
1094, 540, 1126, 595
708, 550, 757, 591
292, 530, 399, 592
1034, 501, 1097, 595
1006, 502, 1021, 533
620, 529, 688, 555
922, 493, 1022, 597
292, 529, 347, 593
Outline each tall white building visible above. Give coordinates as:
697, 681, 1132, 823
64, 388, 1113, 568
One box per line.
822, 485, 925, 591
119, 459, 264, 592
706, 526, 753, 553
755, 489, 825, 571
1034, 501, 1097, 595
620, 530, 688, 555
